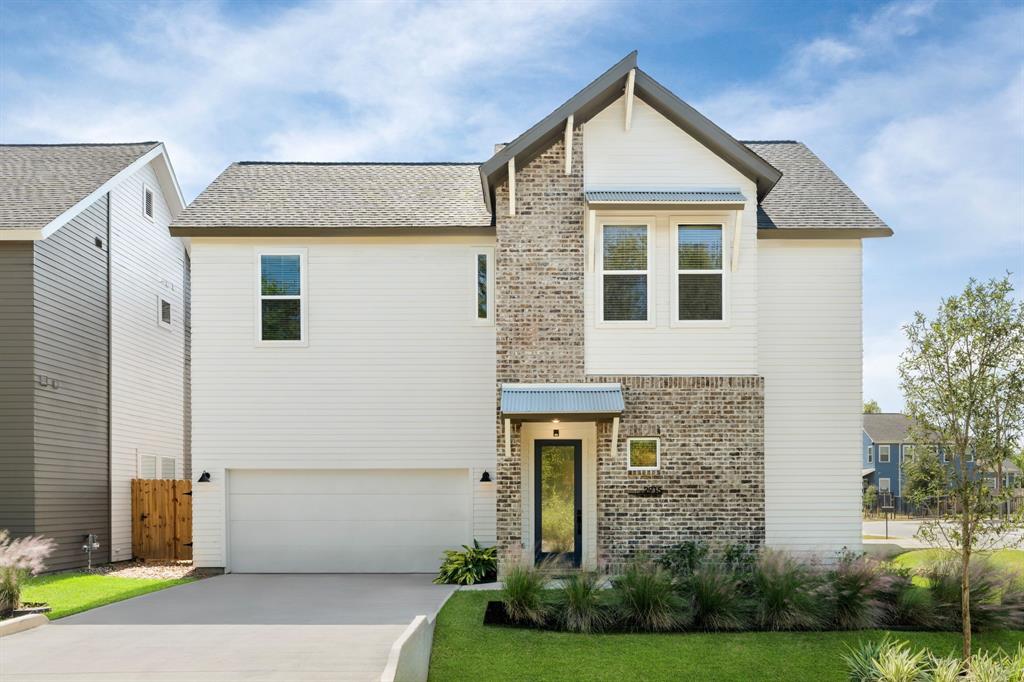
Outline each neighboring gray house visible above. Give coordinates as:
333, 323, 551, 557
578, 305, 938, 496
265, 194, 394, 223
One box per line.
0, 143, 190, 570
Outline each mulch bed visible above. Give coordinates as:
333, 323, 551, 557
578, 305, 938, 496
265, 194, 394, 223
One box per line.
84, 560, 221, 580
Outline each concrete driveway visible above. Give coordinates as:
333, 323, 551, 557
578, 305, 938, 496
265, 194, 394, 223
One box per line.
0, 574, 456, 682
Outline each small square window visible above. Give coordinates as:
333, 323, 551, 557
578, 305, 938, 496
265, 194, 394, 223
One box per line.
158, 296, 172, 328
878, 477, 891, 492
143, 185, 155, 220
627, 438, 660, 471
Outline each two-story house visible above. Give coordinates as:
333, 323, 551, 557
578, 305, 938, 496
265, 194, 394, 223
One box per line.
172, 53, 892, 573
863, 412, 1018, 501
0, 142, 190, 570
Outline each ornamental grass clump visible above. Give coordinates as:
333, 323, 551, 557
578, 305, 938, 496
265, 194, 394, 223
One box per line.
610, 560, 688, 632
551, 571, 610, 633
501, 565, 549, 625
686, 565, 751, 631
844, 638, 1024, 682
750, 550, 826, 631
827, 551, 887, 630
925, 558, 1024, 631
0, 530, 56, 617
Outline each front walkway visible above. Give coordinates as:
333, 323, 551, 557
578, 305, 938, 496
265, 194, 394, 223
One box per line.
0, 574, 456, 682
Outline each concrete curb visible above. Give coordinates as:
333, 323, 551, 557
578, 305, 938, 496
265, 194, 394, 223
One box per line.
380, 588, 456, 682
0, 613, 48, 637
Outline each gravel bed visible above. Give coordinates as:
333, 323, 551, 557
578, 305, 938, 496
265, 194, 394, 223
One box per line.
84, 560, 219, 580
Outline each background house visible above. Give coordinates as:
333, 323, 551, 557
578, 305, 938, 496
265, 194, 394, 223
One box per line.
0, 143, 190, 569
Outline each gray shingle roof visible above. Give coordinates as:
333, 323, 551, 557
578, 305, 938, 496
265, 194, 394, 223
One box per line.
0, 142, 160, 231
744, 141, 891, 234
171, 162, 492, 230
863, 413, 914, 443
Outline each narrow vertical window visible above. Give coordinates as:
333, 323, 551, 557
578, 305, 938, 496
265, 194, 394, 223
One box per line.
601, 224, 649, 322
158, 296, 172, 328
259, 252, 304, 343
473, 249, 493, 324
143, 184, 155, 220
676, 225, 723, 321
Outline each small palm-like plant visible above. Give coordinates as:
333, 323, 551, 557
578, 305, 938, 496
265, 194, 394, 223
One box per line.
926, 653, 964, 682
872, 640, 926, 682
551, 571, 610, 633
610, 561, 688, 632
750, 550, 826, 631
501, 565, 549, 625
0, 530, 56, 616
841, 636, 894, 682
433, 540, 497, 585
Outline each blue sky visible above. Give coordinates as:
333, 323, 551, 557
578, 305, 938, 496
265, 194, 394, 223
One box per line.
2, 0, 1021, 410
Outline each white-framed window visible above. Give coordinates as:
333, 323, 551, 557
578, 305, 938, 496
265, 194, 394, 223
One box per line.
627, 437, 660, 471
878, 477, 891, 492
866, 446, 873, 464
157, 295, 172, 328
142, 183, 155, 221
599, 221, 653, 325
942, 448, 951, 464
966, 449, 975, 462
138, 455, 177, 480
878, 445, 891, 463
473, 248, 494, 324
256, 250, 307, 346
673, 223, 727, 324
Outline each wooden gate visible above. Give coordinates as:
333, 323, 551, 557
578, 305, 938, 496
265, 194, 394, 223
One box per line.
131, 479, 193, 561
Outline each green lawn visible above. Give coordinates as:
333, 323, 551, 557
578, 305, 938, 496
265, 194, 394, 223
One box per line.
20, 573, 194, 620
892, 548, 1024, 574
428, 591, 1024, 682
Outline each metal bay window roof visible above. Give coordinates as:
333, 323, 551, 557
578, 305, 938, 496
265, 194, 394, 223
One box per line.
500, 383, 625, 420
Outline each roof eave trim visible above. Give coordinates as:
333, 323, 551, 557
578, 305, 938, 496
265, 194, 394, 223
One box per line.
0, 143, 185, 242
169, 225, 497, 238
757, 227, 894, 239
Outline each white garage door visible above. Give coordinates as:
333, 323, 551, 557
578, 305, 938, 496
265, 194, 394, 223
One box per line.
228, 469, 471, 573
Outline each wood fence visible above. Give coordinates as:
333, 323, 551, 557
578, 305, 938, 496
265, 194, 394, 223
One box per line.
131, 479, 193, 561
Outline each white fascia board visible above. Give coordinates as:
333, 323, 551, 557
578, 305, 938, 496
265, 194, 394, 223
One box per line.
1, 144, 185, 242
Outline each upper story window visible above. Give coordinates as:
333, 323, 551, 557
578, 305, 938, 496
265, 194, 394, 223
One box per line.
866, 446, 873, 464
258, 251, 306, 345
600, 223, 651, 323
675, 224, 724, 322
474, 249, 493, 324
143, 184, 155, 221
878, 445, 890, 463
157, 296, 172, 328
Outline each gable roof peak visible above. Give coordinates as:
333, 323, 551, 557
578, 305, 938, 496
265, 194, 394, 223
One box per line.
479, 51, 781, 209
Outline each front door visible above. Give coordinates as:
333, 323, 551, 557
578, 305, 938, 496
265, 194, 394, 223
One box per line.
534, 440, 582, 567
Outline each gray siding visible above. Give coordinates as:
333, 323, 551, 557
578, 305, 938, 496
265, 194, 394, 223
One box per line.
32, 195, 111, 570
0, 242, 36, 538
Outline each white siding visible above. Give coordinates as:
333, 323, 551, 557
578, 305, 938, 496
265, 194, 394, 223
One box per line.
758, 240, 863, 553
109, 162, 188, 561
190, 236, 497, 567
583, 96, 759, 375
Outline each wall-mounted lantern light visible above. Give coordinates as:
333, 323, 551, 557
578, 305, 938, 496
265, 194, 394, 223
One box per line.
197, 471, 211, 483
480, 471, 492, 483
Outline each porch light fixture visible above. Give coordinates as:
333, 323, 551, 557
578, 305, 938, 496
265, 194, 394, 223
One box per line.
552, 418, 560, 423
480, 471, 492, 483
197, 471, 211, 483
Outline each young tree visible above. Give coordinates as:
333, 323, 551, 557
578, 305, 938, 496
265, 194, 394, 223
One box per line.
898, 276, 1024, 662
900, 446, 946, 511
863, 399, 882, 414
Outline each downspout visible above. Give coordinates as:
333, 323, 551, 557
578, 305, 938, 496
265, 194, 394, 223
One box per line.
105, 191, 113, 564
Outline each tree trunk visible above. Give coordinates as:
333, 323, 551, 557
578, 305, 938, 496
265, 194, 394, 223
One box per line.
961, 516, 972, 662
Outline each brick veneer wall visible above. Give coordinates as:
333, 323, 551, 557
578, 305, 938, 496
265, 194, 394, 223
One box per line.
494, 129, 765, 570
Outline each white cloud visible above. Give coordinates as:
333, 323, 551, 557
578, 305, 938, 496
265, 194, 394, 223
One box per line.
1, 0, 599, 197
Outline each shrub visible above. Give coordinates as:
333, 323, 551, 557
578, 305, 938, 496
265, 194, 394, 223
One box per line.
0, 530, 55, 616
872, 640, 927, 682
750, 550, 826, 631
656, 540, 708, 577
847, 638, 1024, 682
501, 565, 549, 625
551, 571, 610, 633
610, 561, 688, 632
925, 558, 1023, 631
434, 540, 496, 585
686, 565, 750, 631
827, 552, 887, 630
875, 564, 939, 628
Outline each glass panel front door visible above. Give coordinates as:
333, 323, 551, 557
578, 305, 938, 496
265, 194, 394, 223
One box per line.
534, 440, 582, 567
